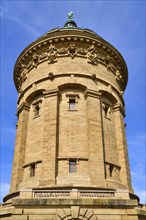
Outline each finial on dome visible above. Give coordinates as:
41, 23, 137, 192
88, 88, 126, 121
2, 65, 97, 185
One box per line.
64, 11, 77, 28
67, 11, 74, 20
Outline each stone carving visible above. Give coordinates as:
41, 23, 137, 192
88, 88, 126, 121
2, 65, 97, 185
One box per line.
120, 91, 124, 96
68, 42, 77, 58
15, 42, 126, 93
87, 45, 98, 65
48, 72, 54, 80
21, 68, 28, 82
57, 208, 95, 220
47, 44, 58, 63
34, 191, 70, 198
39, 52, 48, 60
91, 73, 96, 80
26, 60, 33, 70
115, 68, 122, 81
17, 77, 23, 92
20, 64, 28, 82
32, 54, 39, 68
77, 48, 87, 55
105, 55, 115, 72
58, 47, 68, 54
79, 192, 114, 198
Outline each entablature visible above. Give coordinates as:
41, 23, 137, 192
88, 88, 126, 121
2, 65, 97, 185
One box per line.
14, 29, 128, 93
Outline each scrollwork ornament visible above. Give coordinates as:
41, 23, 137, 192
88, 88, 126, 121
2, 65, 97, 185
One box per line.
105, 55, 115, 72
47, 44, 58, 63
21, 68, 28, 82
32, 54, 39, 68
87, 45, 98, 65
115, 68, 122, 81
39, 52, 48, 61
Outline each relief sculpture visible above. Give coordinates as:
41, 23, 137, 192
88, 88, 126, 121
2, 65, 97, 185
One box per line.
87, 45, 98, 65
68, 42, 77, 58
47, 44, 58, 63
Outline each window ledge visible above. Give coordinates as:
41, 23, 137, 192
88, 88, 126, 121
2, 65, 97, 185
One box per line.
33, 115, 40, 119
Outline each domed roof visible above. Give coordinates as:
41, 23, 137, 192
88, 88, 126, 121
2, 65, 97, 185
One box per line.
64, 11, 77, 28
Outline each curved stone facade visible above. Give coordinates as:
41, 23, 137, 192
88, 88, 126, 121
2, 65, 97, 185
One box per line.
8, 26, 133, 197
1, 20, 146, 220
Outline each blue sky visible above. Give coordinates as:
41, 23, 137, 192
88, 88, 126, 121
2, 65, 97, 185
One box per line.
0, 0, 145, 203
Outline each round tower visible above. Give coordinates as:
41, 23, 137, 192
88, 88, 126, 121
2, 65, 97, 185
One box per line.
5, 16, 135, 203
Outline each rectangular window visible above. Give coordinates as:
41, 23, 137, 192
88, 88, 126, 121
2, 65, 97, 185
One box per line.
109, 164, 114, 177
69, 98, 76, 110
69, 160, 76, 173
66, 94, 79, 111
34, 104, 40, 117
30, 164, 36, 177
32, 99, 42, 118
102, 102, 111, 119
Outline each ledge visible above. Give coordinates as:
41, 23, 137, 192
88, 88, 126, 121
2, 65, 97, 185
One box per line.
12, 198, 138, 208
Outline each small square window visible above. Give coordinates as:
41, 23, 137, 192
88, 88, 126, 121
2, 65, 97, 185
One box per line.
69, 98, 76, 110
69, 160, 76, 173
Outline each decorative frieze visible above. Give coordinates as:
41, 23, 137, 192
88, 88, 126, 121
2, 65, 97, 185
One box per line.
14, 35, 127, 92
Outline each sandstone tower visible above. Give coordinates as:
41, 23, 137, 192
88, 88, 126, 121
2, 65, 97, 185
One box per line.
1, 14, 146, 220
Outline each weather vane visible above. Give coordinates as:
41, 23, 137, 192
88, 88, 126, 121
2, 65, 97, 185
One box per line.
67, 11, 74, 20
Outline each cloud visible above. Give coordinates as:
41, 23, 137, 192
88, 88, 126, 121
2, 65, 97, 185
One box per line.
0, 1, 41, 37
128, 133, 146, 147
0, 183, 10, 203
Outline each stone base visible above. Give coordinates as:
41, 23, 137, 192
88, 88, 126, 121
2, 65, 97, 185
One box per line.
0, 189, 146, 220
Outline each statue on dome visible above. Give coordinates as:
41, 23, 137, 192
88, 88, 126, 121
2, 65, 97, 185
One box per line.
67, 11, 74, 20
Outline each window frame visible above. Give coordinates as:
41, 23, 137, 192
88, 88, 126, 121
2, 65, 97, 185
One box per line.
30, 163, 36, 177
32, 99, 42, 118
69, 160, 77, 173
66, 94, 79, 111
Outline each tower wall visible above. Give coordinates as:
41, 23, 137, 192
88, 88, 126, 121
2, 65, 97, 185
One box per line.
1, 25, 145, 220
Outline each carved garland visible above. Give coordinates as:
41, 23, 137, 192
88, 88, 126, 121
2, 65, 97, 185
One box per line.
15, 41, 124, 92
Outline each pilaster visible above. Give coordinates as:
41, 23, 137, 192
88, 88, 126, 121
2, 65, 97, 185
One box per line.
40, 89, 59, 186
10, 102, 30, 192
113, 103, 133, 192
84, 89, 105, 185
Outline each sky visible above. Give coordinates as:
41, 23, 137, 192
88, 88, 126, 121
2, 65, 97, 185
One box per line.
0, 0, 145, 204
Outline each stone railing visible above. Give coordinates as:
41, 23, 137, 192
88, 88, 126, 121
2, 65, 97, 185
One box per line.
31, 189, 115, 199
79, 191, 114, 198
33, 190, 70, 198
8, 189, 130, 201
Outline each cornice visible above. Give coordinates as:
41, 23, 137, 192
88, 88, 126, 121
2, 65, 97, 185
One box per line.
17, 102, 30, 116
113, 103, 125, 116
13, 29, 128, 93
